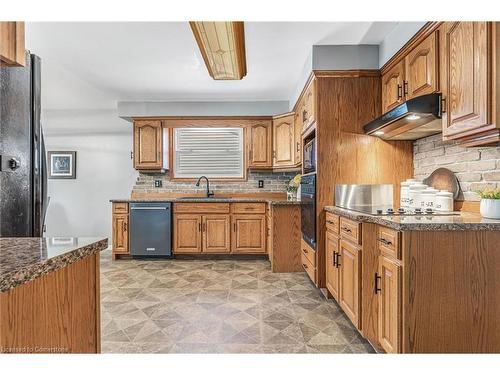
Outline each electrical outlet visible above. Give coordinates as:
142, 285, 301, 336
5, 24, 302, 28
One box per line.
258, 180, 264, 188
154, 180, 162, 188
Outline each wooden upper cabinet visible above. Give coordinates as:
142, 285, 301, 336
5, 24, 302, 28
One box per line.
231, 214, 266, 253
339, 239, 361, 329
247, 121, 273, 169
203, 215, 231, 253
378, 255, 402, 354
0, 22, 25, 67
382, 60, 405, 113
133, 120, 163, 170
273, 113, 295, 168
302, 79, 316, 129
440, 22, 496, 140
405, 31, 438, 99
294, 111, 302, 165
173, 214, 202, 253
112, 214, 129, 254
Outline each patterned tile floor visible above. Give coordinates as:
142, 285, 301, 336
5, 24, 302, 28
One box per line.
100, 249, 374, 353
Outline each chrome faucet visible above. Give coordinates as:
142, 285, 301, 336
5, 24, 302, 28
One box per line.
195, 176, 214, 198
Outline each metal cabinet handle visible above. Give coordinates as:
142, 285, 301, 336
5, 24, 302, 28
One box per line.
377, 237, 393, 246
302, 248, 308, 254
397, 84, 403, 100
375, 273, 382, 294
403, 80, 408, 97
341, 226, 352, 233
302, 263, 308, 269
335, 253, 341, 268
326, 220, 335, 225
333, 251, 337, 267
441, 97, 447, 113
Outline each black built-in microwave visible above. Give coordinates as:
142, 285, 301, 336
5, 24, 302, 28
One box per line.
303, 137, 316, 174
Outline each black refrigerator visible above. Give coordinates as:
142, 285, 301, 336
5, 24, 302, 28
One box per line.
0, 51, 48, 237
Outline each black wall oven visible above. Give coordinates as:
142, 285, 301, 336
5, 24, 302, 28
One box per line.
300, 174, 316, 250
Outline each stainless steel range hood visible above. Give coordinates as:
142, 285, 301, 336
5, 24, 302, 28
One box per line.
363, 93, 442, 141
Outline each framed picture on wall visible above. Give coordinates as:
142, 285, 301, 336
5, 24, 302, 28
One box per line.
48, 151, 77, 179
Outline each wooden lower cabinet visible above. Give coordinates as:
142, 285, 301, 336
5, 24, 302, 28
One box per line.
112, 214, 129, 255
173, 214, 202, 253
377, 255, 402, 354
338, 239, 361, 329
325, 231, 340, 301
203, 215, 231, 253
231, 214, 266, 253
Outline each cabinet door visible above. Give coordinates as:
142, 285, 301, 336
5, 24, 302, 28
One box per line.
112, 214, 129, 253
273, 114, 295, 168
173, 214, 202, 253
303, 79, 316, 129
405, 31, 438, 99
294, 111, 302, 165
134, 120, 163, 169
382, 60, 405, 113
378, 255, 402, 354
441, 22, 492, 138
326, 232, 340, 302
0, 22, 25, 66
248, 121, 272, 168
231, 215, 266, 253
203, 215, 230, 253
339, 239, 361, 328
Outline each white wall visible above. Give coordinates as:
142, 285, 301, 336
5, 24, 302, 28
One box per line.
378, 22, 427, 67
43, 109, 137, 238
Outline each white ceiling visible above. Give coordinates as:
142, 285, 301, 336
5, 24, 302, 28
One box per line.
25, 22, 398, 109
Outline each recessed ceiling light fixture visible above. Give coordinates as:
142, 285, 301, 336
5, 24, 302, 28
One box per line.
406, 114, 421, 121
189, 21, 247, 80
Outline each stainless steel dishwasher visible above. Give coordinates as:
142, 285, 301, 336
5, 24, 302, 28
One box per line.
129, 202, 172, 257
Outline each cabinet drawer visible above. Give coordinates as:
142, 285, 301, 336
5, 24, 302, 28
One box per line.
339, 217, 361, 245
377, 226, 401, 260
113, 202, 129, 214
301, 251, 316, 283
174, 203, 230, 214
232, 202, 266, 214
301, 238, 316, 267
326, 212, 339, 234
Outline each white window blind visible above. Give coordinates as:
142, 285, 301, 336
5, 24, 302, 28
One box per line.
173, 127, 244, 178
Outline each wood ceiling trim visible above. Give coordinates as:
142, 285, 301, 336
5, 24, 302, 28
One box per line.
189, 21, 247, 80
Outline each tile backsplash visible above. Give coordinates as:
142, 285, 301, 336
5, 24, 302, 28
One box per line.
132, 171, 297, 195
413, 134, 500, 201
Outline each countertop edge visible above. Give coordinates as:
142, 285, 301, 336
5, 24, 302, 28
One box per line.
0, 238, 108, 293
110, 198, 301, 205
324, 206, 500, 231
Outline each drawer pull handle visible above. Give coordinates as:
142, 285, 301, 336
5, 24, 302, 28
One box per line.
375, 273, 382, 294
333, 251, 337, 267
335, 253, 341, 268
377, 238, 393, 246
341, 227, 352, 233
326, 220, 335, 225
302, 263, 308, 269
302, 248, 308, 254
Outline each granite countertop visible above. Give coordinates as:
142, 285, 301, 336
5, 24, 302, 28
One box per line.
325, 206, 500, 231
0, 237, 108, 293
110, 198, 301, 205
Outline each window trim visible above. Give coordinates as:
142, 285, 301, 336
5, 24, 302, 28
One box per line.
170, 125, 248, 181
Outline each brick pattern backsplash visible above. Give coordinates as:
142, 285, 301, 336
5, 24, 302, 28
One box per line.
132, 171, 297, 195
414, 134, 500, 201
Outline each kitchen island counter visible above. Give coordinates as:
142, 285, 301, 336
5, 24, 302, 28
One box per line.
0, 237, 107, 353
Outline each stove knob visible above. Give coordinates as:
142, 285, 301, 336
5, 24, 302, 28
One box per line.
376, 209, 383, 214
425, 208, 434, 214
414, 208, 422, 214
398, 208, 405, 214
387, 208, 394, 214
